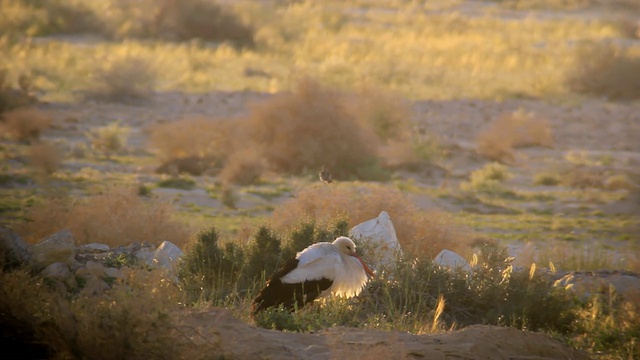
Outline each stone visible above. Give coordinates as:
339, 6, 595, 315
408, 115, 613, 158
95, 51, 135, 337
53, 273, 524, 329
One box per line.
79, 276, 110, 296
75, 261, 107, 279
349, 211, 402, 270
152, 241, 184, 271
29, 229, 76, 269
0, 226, 31, 269
80, 243, 110, 252
41, 262, 78, 289
434, 249, 472, 273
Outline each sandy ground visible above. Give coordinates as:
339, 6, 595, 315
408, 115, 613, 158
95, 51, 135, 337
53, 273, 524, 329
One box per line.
176, 307, 591, 359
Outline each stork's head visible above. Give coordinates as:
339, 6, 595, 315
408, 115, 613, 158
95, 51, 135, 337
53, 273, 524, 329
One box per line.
333, 236, 375, 278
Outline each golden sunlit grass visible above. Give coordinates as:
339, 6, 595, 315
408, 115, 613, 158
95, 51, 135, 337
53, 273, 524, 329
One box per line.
0, 1, 635, 100
271, 182, 473, 258
476, 109, 554, 164
15, 186, 191, 247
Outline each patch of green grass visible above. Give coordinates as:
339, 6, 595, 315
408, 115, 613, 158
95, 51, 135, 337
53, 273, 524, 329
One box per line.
156, 177, 196, 190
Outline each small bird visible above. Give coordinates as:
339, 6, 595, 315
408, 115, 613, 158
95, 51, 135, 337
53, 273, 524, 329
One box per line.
319, 165, 332, 184
251, 236, 374, 316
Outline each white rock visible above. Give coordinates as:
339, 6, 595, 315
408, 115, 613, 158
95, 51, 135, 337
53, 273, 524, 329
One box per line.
434, 249, 472, 273
29, 229, 76, 269
152, 241, 184, 271
349, 211, 402, 270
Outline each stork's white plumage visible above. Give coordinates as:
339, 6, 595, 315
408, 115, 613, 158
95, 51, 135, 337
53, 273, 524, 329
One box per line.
251, 236, 374, 316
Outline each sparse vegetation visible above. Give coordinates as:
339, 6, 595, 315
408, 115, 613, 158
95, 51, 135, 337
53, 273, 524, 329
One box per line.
15, 186, 190, 247
86, 120, 131, 157
88, 56, 157, 102
533, 172, 562, 186
0, 108, 51, 142
27, 141, 62, 176
477, 109, 554, 164
566, 41, 640, 99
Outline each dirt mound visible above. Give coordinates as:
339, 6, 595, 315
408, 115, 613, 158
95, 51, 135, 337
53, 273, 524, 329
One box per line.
177, 308, 590, 360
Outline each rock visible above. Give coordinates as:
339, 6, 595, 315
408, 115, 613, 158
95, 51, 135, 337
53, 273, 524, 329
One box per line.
0, 226, 31, 269
152, 241, 184, 271
79, 276, 110, 296
135, 247, 156, 266
75, 261, 108, 279
42, 262, 73, 281
434, 249, 472, 273
553, 270, 640, 301
80, 243, 110, 252
349, 211, 402, 270
29, 229, 76, 269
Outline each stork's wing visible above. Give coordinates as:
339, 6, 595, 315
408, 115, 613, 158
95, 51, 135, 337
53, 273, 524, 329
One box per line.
280, 250, 340, 284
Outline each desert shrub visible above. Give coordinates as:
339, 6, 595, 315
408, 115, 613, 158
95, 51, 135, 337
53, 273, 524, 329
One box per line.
0, 267, 185, 360
88, 56, 157, 102
0, 0, 101, 37
148, 117, 235, 175
347, 88, 417, 168
241, 79, 381, 179
243, 226, 283, 283
0, 69, 37, 114
16, 186, 190, 247
476, 109, 554, 164
28, 141, 62, 175
178, 226, 244, 304
86, 120, 130, 157
562, 167, 604, 188
570, 292, 640, 358
271, 182, 472, 258
218, 149, 265, 185
98, 0, 254, 47
566, 41, 640, 99
603, 174, 637, 191
156, 176, 196, 190
533, 172, 561, 186
460, 162, 514, 195
0, 108, 51, 142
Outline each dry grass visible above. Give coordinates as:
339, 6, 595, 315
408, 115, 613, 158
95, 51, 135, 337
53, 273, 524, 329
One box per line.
219, 149, 265, 185
148, 117, 235, 174
271, 182, 472, 258
28, 141, 62, 176
0, 108, 51, 142
566, 41, 640, 99
88, 56, 157, 102
476, 109, 554, 164
16, 186, 191, 247
86, 120, 130, 156
241, 79, 381, 179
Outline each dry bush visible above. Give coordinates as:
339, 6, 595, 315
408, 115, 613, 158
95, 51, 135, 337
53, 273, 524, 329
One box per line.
533, 172, 561, 186
16, 186, 190, 247
562, 167, 604, 188
271, 182, 472, 257
28, 141, 62, 175
566, 41, 640, 99
347, 87, 418, 168
604, 174, 637, 191
148, 117, 235, 175
86, 121, 130, 156
242, 79, 380, 179
0, 267, 189, 359
0, 108, 51, 142
219, 149, 265, 185
0, 69, 37, 114
101, 0, 254, 47
88, 56, 156, 102
476, 109, 554, 164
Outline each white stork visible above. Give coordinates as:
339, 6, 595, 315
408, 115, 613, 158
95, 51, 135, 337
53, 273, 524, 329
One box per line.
251, 236, 375, 316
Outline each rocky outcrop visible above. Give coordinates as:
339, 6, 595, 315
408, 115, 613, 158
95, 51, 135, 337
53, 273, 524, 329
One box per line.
0, 226, 31, 269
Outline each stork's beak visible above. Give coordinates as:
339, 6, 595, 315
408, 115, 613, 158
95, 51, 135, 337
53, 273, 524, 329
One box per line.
352, 253, 375, 278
